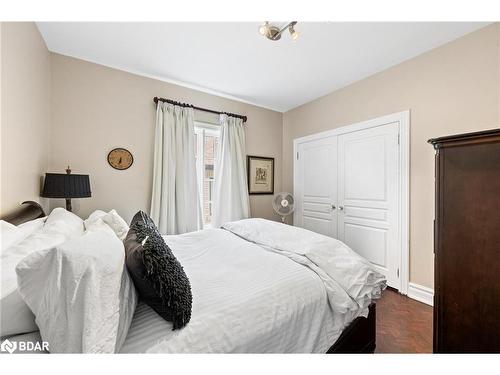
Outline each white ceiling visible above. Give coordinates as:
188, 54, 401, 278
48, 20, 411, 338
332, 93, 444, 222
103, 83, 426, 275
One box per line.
37, 22, 489, 112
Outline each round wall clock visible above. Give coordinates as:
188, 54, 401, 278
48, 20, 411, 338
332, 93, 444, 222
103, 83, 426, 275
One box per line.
107, 148, 134, 170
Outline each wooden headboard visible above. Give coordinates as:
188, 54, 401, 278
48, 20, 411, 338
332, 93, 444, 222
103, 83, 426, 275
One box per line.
1, 201, 46, 225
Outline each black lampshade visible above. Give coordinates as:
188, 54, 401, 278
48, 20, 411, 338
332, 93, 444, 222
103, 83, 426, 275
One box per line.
41, 173, 91, 199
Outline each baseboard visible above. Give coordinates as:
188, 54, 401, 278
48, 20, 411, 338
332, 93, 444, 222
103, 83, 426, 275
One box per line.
407, 282, 434, 306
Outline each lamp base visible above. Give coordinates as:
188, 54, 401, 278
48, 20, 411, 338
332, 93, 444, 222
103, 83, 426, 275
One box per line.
65, 198, 72, 212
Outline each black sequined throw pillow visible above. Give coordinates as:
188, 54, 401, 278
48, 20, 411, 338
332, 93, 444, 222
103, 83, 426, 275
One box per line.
124, 211, 192, 330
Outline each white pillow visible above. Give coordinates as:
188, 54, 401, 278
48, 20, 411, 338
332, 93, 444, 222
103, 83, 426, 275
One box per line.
17, 217, 46, 235
102, 210, 129, 240
0, 218, 45, 253
84, 217, 116, 236
83, 210, 107, 229
16, 224, 137, 353
85, 209, 129, 241
1, 220, 23, 252
45, 207, 85, 238
1, 210, 84, 338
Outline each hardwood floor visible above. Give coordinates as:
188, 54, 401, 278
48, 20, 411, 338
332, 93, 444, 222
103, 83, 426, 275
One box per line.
376, 289, 433, 353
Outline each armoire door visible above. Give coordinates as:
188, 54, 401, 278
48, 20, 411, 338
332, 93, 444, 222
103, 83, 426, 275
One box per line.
337, 122, 400, 288
295, 136, 337, 238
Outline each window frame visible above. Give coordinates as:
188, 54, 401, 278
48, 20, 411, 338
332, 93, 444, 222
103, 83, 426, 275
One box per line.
194, 121, 220, 228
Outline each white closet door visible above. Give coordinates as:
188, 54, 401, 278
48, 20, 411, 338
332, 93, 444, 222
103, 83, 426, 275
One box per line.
295, 136, 337, 238
337, 122, 399, 288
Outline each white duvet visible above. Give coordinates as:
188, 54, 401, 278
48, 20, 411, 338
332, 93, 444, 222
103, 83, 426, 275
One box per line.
223, 218, 386, 311
120, 220, 385, 353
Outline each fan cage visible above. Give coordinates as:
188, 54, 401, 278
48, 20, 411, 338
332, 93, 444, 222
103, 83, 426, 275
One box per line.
272, 192, 295, 218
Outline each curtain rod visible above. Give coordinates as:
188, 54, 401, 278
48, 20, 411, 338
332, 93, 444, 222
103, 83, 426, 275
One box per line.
153, 97, 247, 123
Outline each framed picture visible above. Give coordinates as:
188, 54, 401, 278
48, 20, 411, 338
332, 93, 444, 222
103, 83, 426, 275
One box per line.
247, 155, 274, 195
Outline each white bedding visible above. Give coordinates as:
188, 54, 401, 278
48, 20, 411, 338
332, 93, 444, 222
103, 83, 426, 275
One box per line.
5, 219, 383, 353
16, 227, 137, 353
223, 219, 386, 311
120, 228, 369, 353
1, 210, 84, 338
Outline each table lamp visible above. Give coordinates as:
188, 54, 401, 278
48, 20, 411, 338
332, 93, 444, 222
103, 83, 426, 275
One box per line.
41, 166, 91, 212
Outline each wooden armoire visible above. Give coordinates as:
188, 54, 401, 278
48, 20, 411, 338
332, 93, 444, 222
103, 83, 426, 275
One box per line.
429, 129, 500, 353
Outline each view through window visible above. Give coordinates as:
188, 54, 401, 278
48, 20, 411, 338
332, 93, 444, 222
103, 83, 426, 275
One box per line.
194, 123, 220, 227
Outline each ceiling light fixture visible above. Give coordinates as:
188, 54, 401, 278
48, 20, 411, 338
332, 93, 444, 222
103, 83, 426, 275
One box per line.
259, 21, 299, 41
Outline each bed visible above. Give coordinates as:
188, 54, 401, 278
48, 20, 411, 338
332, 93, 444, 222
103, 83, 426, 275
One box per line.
1, 201, 380, 353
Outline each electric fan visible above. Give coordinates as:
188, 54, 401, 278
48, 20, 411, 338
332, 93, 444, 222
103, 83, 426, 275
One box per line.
272, 192, 295, 223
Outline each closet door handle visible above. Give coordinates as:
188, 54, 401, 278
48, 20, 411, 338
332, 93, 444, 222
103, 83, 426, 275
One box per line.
338, 206, 344, 211
331, 204, 336, 211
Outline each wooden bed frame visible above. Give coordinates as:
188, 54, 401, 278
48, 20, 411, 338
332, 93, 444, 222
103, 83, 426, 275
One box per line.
2, 201, 377, 354
327, 303, 376, 353
1, 201, 46, 225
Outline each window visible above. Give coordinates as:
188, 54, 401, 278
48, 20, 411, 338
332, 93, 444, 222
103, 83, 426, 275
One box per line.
194, 123, 220, 227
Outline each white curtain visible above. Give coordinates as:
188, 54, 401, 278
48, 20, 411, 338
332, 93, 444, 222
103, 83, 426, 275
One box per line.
150, 103, 202, 234
212, 114, 250, 227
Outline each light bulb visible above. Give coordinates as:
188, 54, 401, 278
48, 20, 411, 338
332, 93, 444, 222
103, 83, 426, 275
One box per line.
259, 22, 269, 36
290, 26, 299, 40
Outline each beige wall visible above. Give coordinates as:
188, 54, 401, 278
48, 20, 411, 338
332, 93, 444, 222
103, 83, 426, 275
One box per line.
0, 22, 51, 215
4, 22, 500, 290
49, 53, 283, 223
282, 23, 500, 289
